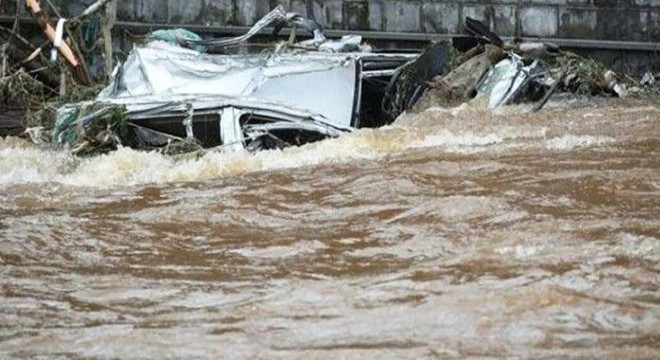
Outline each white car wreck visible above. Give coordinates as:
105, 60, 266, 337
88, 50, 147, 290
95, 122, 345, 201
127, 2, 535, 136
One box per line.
53, 5, 448, 155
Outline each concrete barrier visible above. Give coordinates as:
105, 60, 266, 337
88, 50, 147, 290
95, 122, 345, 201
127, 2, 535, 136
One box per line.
3, 0, 659, 41
96, 0, 660, 42
2, 0, 658, 72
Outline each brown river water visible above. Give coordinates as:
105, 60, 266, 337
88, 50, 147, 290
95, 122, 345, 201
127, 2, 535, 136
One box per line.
0, 98, 658, 359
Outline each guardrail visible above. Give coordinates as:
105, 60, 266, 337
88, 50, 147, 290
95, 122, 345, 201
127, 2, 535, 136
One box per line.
2, 16, 660, 52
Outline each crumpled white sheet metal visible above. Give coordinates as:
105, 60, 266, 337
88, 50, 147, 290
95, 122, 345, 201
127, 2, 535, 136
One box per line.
219, 108, 244, 153
180, 5, 287, 49
477, 54, 538, 108
101, 41, 359, 129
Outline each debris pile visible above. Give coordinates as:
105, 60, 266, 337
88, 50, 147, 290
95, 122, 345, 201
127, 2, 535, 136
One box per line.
1, 2, 658, 156
413, 18, 647, 113
1, 0, 112, 138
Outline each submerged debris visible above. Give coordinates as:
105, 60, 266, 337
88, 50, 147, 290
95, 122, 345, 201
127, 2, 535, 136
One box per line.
1, 4, 658, 157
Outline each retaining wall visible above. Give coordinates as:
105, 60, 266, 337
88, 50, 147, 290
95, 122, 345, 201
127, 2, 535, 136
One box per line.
2, 1, 659, 72
3, 1, 660, 41
23, 0, 659, 42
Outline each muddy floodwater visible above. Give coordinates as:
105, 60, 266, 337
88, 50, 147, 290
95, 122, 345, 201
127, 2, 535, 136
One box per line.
0, 98, 658, 359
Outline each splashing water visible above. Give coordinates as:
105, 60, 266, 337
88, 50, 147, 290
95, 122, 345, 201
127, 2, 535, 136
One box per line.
3, 99, 642, 189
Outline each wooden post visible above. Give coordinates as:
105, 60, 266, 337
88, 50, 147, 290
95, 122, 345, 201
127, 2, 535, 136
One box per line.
1, 43, 7, 77
101, 0, 116, 79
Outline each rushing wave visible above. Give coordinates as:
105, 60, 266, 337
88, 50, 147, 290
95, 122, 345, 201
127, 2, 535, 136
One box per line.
3, 99, 637, 189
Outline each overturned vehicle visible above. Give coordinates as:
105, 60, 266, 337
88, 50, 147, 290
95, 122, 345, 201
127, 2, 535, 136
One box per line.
52, 6, 624, 155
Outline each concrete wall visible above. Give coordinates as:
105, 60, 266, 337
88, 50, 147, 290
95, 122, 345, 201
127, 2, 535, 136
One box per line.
1, 1, 657, 73
59, 0, 660, 42
2, 1, 659, 41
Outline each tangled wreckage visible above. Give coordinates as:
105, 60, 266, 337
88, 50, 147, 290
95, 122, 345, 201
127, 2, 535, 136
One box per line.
45, 6, 636, 155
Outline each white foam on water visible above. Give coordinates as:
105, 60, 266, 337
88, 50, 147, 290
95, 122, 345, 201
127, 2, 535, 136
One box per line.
396, 103, 549, 153
545, 135, 615, 150
1, 133, 389, 188
0, 124, 412, 188
0, 128, 539, 188
410, 130, 504, 150
0, 143, 79, 185
0, 105, 578, 189
229, 240, 328, 259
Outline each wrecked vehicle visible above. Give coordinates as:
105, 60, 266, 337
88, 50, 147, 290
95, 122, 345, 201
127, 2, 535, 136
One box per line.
52, 5, 450, 155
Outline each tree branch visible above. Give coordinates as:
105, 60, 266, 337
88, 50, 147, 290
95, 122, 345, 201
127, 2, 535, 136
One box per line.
72, 0, 116, 24
0, 25, 37, 51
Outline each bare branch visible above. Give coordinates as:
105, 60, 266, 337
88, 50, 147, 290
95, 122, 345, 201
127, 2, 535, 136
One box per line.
11, 0, 21, 33
0, 25, 37, 51
72, 0, 116, 24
